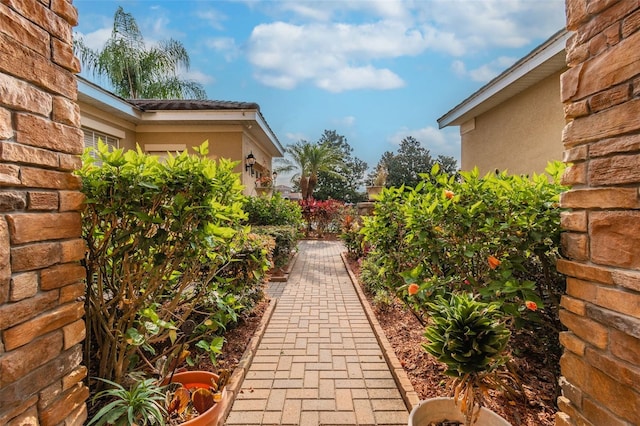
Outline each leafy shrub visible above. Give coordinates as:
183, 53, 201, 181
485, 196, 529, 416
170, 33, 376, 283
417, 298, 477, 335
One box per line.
78, 141, 268, 386
243, 192, 303, 227
251, 225, 300, 269
362, 162, 567, 328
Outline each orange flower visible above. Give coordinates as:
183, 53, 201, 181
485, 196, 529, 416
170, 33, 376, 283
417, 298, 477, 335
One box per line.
408, 283, 419, 296
487, 255, 501, 270
444, 190, 455, 199
525, 300, 538, 311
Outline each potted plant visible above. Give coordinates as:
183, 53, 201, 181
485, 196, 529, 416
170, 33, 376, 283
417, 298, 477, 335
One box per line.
165, 369, 230, 425
408, 292, 518, 426
366, 167, 387, 200
87, 370, 230, 426
255, 175, 273, 197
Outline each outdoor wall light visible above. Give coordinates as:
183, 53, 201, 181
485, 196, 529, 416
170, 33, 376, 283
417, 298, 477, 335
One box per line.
245, 151, 256, 175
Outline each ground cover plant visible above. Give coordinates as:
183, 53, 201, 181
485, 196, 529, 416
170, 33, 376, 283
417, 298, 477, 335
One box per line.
79, 141, 273, 423
344, 162, 567, 423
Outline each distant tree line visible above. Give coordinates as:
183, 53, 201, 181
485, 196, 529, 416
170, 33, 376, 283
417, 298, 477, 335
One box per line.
278, 131, 457, 202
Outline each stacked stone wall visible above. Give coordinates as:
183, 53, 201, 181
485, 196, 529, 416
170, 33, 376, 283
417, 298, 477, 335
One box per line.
558, 0, 640, 425
0, 0, 88, 424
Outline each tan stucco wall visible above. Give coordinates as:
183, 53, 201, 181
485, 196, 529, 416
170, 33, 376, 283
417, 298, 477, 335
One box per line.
461, 70, 566, 176
136, 129, 241, 161
78, 102, 137, 148
77, 103, 278, 196
137, 129, 255, 193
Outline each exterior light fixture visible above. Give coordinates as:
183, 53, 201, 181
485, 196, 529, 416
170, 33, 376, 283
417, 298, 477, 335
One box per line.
245, 151, 256, 175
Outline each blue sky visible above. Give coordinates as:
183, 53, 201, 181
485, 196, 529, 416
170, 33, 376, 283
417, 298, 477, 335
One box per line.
74, 0, 566, 175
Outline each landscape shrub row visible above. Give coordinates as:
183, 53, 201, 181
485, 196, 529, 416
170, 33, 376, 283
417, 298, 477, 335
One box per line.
242, 193, 303, 269
79, 142, 272, 390
345, 162, 567, 358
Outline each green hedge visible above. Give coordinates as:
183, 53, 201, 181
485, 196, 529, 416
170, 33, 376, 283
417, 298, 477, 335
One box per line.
252, 225, 300, 269
78, 141, 270, 386
243, 192, 303, 227
361, 162, 567, 329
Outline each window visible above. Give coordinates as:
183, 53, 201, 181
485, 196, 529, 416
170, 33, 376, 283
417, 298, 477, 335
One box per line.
144, 144, 187, 162
83, 128, 119, 161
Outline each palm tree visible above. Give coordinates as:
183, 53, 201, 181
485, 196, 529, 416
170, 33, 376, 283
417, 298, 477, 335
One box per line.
74, 6, 206, 100
277, 141, 343, 199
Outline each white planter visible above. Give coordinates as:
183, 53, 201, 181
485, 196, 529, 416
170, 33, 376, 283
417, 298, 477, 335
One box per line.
408, 397, 511, 426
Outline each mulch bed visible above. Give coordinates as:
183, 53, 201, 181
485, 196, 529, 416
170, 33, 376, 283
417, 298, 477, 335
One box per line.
345, 257, 558, 426
197, 298, 269, 374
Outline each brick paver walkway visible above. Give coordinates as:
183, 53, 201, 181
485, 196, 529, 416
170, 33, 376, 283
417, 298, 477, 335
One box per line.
225, 240, 409, 426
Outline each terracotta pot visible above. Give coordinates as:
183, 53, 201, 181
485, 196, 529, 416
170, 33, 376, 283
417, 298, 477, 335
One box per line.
168, 371, 227, 426
366, 185, 384, 200
408, 397, 511, 426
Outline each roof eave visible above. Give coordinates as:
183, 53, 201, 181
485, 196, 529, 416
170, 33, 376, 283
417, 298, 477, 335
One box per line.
437, 29, 571, 129
77, 76, 143, 122
138, 109, 284, 156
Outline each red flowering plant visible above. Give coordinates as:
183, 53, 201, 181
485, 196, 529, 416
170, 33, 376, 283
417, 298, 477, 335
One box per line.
339, 210, 364, 259
298, 198, 344, 238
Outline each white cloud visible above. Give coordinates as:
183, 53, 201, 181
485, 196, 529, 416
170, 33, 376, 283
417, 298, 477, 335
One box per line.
75, 28, 111, 50
451, 60, 466, 77
197, 9, 227, 30
141, 14, 185, 43
420, 0, 565, 52
337, 116, 356, 127
316, 66, 404, 93
205, 37, 241, 61
451, 56, 517, 83
279, 3, 333, 21
245, 0, 565, 92
284, 132, 308, 143
247, 20, 429, 91
179, 69, 215, 85
388, 126, 460, 160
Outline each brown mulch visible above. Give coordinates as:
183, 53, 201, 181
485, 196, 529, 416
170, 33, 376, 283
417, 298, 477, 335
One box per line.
346, 257, 558, 426
196, 298, 269, 374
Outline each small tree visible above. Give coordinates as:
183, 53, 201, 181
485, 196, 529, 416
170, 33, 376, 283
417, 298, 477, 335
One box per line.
313, 130, 368, 202
371, 136, 457, 188
277, 140, 343, 200
78, 142, 246, 385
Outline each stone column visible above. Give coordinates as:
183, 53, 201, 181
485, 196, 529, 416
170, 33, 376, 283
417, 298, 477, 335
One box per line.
557, 1, 640, 425
0, 0, 88, 424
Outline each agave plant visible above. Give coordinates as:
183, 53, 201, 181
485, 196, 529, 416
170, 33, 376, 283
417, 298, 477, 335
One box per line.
423, 293, 518, 425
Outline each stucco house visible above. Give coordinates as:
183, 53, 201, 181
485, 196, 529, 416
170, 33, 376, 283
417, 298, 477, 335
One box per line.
438, 29, 571, 176
77, 76, 284, 196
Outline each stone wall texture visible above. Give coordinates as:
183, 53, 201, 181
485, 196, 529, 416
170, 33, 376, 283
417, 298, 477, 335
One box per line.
0, 0, 88, 424
558, 0, 640, 425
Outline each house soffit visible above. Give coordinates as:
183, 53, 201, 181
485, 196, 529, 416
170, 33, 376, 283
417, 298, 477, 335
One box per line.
437, 29, 571, 129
